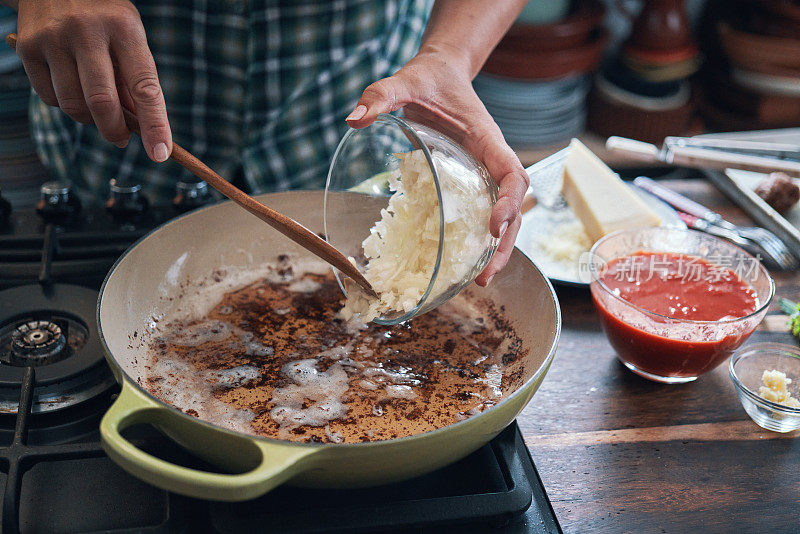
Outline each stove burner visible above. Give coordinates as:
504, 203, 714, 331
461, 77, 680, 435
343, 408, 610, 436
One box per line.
0, 284, 116, 413
10, 320, 68, 365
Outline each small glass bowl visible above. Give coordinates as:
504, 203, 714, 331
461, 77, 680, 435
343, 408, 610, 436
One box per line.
589, 227, 774, 383
324, 113, 498, 324
730, 343, 800, 433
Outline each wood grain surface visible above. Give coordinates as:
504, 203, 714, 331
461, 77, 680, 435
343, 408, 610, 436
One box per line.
516, 177, 800, 533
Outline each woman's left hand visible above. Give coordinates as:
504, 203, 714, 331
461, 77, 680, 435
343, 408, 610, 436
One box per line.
347, 47, 528, 286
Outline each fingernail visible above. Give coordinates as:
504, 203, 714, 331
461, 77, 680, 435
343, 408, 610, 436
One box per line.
346, 105, 367, 122
115, 139, 129, 149
499, 221, 509, 237
153, 142, 169, 162
486, 275, 495, 286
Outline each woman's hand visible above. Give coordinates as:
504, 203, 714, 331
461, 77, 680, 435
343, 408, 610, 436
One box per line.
347, 47, 528, 286
14, 0, 172, 162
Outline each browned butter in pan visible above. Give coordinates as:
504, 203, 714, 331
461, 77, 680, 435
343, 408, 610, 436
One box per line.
145, 257, 526, 444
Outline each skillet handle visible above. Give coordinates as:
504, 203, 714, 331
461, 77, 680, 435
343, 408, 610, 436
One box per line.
100, 380, 318, 501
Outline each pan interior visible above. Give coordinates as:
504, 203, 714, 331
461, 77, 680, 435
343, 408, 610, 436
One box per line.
98, 191, 558, 441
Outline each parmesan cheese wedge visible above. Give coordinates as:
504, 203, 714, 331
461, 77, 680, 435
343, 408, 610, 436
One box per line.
561, 139, 661, 242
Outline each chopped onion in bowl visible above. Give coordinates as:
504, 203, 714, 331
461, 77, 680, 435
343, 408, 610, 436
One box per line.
341, 149, 492, 322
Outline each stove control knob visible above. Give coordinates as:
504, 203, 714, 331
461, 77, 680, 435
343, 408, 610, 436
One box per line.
105, 179, 149, 218
36, 181, 82, 221
173, 179, 213, 213
0, 188, 11, 223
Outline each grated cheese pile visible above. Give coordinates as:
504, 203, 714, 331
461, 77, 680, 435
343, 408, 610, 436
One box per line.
517, 202, 592, 282
533, 219, 590, 263
341, 149, 492, 322
759, 369, 800, 408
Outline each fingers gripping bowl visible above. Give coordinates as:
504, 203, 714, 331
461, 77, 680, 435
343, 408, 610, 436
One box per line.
97, 191, 560, 501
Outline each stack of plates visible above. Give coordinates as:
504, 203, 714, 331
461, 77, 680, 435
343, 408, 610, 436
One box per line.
473, 1, 606, 147
474, 74, 589, 146
0, 7, 49, 208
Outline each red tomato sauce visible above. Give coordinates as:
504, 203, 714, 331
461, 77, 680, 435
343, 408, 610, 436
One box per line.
591, 252, 760, 380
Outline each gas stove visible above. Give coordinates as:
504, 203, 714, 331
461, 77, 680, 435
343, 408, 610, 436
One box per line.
0, 178, 212, 289
0, 179, 560, 533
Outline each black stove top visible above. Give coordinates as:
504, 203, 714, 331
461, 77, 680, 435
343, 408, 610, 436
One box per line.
9, 414, 556, 533
0, 284, 115, 417
0, 181, 560, 534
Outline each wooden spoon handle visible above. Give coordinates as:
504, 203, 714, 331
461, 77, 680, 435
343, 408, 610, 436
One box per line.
6, 32, 376, 298
122, 116, 377, 297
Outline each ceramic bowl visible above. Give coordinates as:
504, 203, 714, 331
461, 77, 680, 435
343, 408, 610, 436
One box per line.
503, 0, 605, 51
483, 28, 609, 80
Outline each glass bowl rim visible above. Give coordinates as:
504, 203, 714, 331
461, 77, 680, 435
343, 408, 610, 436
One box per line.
324, 113, 445, 325
729, 342, 800, 415
587, 227, 775, 325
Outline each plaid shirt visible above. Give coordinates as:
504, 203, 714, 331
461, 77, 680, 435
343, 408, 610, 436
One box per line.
30, 0, 432, 204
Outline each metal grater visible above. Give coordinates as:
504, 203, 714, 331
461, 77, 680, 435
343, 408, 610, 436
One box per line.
524, 147, 569, 210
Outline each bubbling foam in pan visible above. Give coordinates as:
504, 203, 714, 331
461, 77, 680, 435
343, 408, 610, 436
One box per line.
144, 255, 527, 443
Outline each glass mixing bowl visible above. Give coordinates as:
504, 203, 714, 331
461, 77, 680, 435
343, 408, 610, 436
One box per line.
324, 113, 499, 324
730, 342, 800, 432
589, 227, 774, 383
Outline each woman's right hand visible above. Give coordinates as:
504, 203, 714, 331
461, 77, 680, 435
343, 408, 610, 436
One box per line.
13, 0, 172, 162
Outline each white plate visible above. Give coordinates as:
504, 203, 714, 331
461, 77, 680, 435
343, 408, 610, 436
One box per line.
477, 86, 588, 109
485, 97, 586, 120
502, 115, 586, 146
473, 75, 589, 106
516, 187, 685, 287
492, 108, 585, 130
515, 148, 685, 286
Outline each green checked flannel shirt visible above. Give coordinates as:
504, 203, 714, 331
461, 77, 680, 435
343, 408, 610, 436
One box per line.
30, 0, 432, 204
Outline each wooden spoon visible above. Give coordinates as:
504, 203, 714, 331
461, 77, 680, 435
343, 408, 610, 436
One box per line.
6, 33, 377, 298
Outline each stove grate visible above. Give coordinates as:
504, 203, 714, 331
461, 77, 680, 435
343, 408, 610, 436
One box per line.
0, 368, 184, 534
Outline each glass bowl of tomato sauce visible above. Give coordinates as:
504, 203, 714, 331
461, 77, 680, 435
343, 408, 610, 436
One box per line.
588, 227, 774, 383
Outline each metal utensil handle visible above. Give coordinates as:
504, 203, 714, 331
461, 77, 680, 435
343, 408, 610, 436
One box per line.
605, 136, 662, 162
676, 210, 699, 228
669, 146, 800, 177
674, 209, 756, 249
664, 136, 800, 158
633, 176, 720, 222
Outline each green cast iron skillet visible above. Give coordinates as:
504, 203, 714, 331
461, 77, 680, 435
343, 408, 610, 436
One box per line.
97, 190, 560, 501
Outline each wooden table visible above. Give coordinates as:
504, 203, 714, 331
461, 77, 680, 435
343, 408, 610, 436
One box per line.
515, 177, 800, 533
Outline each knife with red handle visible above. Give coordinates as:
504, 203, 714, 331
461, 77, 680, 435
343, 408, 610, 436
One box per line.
675, 210, 763, 253
676, 211, 701, 229
634, 176, 724, 224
